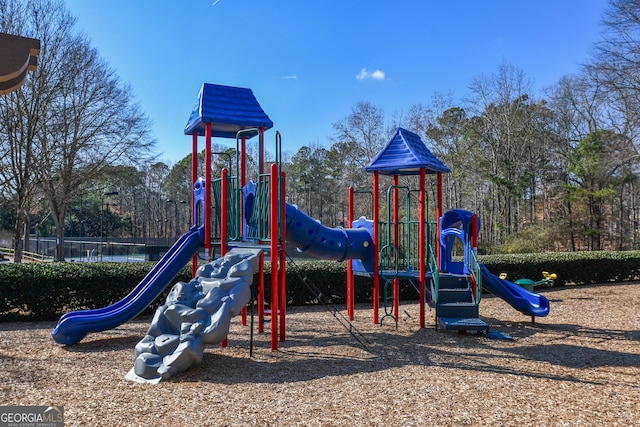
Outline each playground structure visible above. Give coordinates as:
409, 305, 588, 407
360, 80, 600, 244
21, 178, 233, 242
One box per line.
52, 83, 550, 379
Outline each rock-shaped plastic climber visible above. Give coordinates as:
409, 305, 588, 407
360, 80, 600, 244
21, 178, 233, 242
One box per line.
126, 249, 260, 382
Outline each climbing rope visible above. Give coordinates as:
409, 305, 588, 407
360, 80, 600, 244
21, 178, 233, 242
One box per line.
285, 255, 371, 349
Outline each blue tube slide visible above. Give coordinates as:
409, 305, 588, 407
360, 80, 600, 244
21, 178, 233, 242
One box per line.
284, 203, 374, 270
52, 226, 204, 345
479, 264, 550, 317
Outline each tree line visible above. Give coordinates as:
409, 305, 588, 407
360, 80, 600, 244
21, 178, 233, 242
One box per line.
2, 0, 639, 261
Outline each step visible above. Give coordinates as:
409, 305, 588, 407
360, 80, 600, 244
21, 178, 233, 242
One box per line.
437, 288, 474, 304
437, 316, 489, 332
438, 274, 471, 290
436, 301, 479, 319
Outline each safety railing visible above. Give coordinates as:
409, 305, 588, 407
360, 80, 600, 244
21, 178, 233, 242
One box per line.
377, 219, 438, 273
428, 243, 439, 305
468, 249, 482, 304
0, 247, 54, 262
246, 173, 272, 241
212, 174, 242, 241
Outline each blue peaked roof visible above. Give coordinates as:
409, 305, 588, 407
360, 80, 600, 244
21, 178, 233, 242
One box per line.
184, 83, 274, 138
365, 127, 450, 175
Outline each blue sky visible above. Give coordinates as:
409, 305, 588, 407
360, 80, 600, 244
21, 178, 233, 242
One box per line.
65, 0, 609, 165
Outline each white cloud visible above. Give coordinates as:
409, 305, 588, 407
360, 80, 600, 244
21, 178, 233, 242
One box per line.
283, 75, 298, 80
371, 70, 385, 80
356, 68, 386, 81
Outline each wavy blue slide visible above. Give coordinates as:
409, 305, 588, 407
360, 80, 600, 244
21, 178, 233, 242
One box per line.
479, 264, 550, 317
284, 203, 374, 269
52, 226, 204, 345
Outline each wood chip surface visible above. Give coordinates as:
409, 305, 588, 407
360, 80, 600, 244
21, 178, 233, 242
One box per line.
1, 282, 639, 426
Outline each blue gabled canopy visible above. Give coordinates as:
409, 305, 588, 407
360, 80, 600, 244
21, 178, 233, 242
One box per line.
365, 127, 450, 175
184, 83, 274, 138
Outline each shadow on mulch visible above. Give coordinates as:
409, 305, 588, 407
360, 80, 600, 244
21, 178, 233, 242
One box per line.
61, 334, 142, 353
161, 316, 638, 387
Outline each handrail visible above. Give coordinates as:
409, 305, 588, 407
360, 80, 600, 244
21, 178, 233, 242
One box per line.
469, 249, 482, 304
275, 130, 282, 167
247, 172, 272, 241
378, 243, 399, 273
211, 151, 233, 175
227, 174, 240, 240
428, 243, 439, 305
235, 128, 260, 178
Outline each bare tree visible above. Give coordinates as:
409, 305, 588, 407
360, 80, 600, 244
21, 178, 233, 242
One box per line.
0, 0, 53, 262
588, 0, 640, 140
331, 101, 387, 190
424, 106, 472, 209
38, 38, 155, 260
0, 0, 156, 261
464, 61, 535, 243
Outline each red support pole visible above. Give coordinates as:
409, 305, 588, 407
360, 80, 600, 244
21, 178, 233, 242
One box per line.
347, 186, 354, 320
372, 171, 379, 324
205, 123, 213, 262
393, 174, 399, 320
279, 172, 287, 342
419, 168, 426, 328
241, 302, 247, 327
191, 133, 199, 277
270, 163, 279, 350
436, 172, 443, 269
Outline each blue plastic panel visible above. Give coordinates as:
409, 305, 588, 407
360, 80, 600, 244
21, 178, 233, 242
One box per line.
366, 127, 450, 175
184, 83, 273, 138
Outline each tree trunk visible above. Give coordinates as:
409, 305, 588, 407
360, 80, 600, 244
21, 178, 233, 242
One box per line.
23, 213, 30, 253
12, 213, 23, 263
50, 201, 67, 262
567, 200, 576, 252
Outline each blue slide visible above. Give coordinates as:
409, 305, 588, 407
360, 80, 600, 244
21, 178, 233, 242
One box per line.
52, 226, 204, 345
479, 264, 550, 317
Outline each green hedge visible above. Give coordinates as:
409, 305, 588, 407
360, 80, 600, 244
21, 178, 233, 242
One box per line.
0, 262, 192, 321
478, 251, 640, 286
1, 250, 639, 321
265, 261, 374, 305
